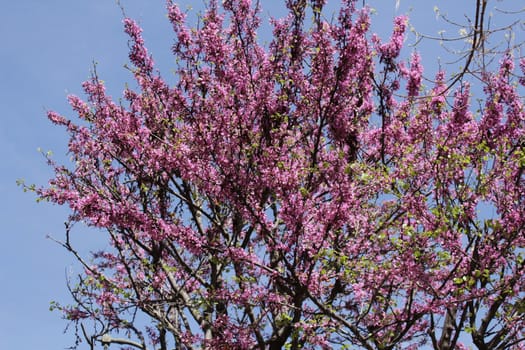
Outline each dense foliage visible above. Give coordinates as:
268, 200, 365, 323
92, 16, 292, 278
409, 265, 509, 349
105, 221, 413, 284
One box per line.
36, 0, 525, 349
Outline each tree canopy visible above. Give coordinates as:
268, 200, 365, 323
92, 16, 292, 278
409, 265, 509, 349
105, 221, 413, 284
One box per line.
33, 0, 525, 349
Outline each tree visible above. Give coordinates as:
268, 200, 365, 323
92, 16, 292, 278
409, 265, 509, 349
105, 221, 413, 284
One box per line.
32, 0, 525, 348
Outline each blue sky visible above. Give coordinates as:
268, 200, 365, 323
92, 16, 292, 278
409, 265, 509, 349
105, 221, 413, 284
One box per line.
0, 1, 522, 349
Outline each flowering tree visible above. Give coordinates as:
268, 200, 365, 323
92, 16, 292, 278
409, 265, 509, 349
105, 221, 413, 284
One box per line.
33, 0, 525, 349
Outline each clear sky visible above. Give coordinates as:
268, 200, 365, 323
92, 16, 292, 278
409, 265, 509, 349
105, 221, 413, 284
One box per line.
0, 1, 522, 349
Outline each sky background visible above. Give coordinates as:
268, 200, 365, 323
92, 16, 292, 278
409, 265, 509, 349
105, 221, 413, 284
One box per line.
0, 1, 522, 349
